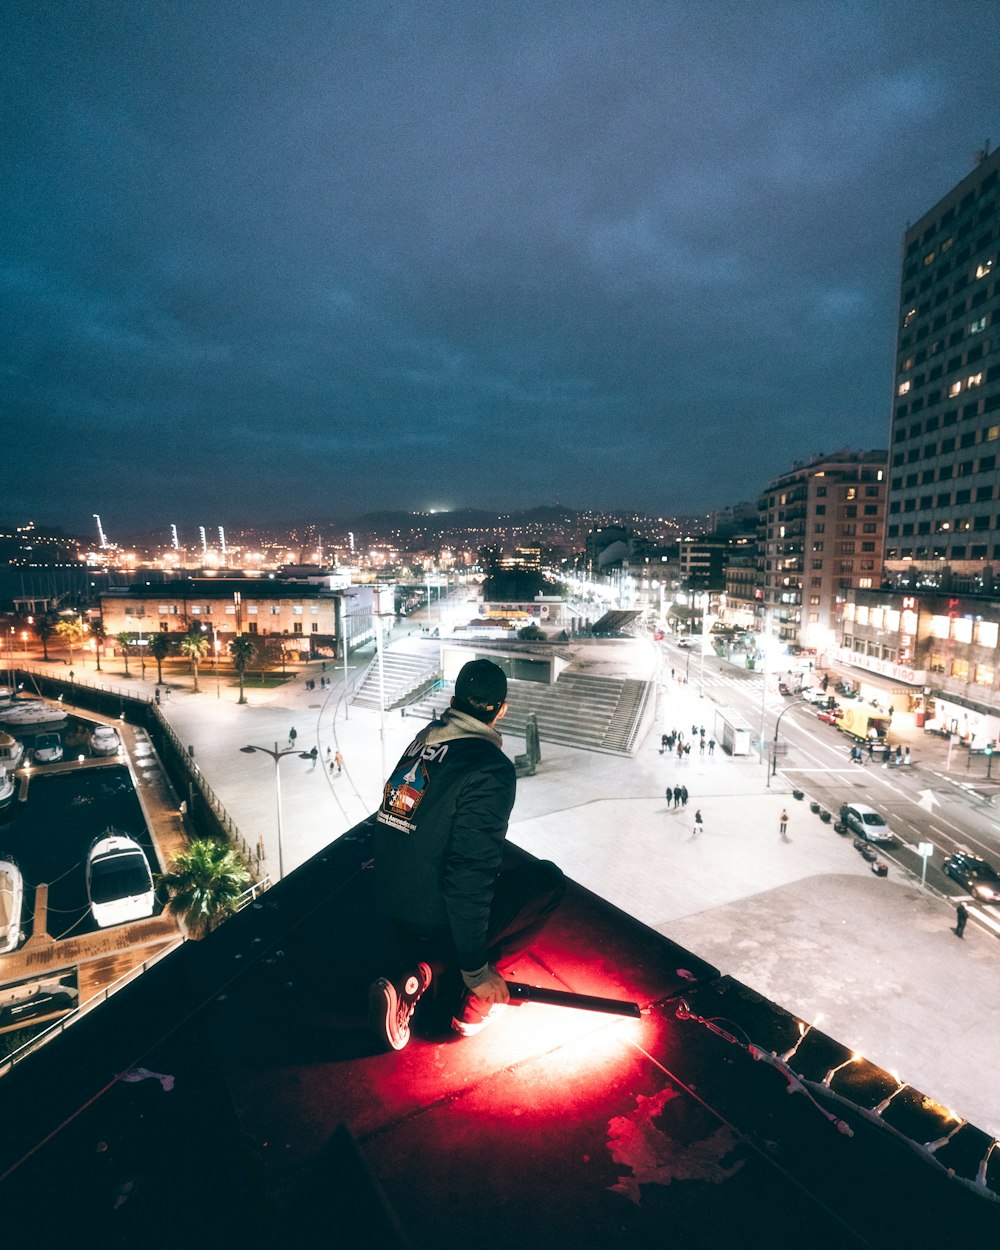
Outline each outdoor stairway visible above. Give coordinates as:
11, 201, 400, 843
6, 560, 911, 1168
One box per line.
404, 669, 651, 756
350, 642, 441, 711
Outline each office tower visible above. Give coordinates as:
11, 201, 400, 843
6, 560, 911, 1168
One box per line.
884, 145, 1000, 591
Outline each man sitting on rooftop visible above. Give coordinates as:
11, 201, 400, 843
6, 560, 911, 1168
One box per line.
369, 658, 565, 1050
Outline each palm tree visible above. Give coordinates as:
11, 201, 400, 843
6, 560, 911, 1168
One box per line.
229, 634, 256, 704
89, 622, 105, 671
147, 631, 171, 686
158, 839, 252, 937
179, 630, 210, 692
116, 631, 136, 677
36, 619, 54, 661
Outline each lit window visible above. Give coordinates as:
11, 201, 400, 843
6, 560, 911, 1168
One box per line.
902, 356, 915, 370
988, 426, 1000, 441
968, 316, 988, 334
923, 250, 935, 265
897, 381, 911, 396
903, 308, 917, 327
967, 373, 983, 388
975, 259, 994, 279
949, 381, 963, 397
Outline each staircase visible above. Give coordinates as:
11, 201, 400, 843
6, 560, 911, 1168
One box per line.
404, 669, 651, 756
351, 641, 441, 711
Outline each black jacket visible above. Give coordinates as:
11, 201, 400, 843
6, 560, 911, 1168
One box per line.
374, 708, 516, 971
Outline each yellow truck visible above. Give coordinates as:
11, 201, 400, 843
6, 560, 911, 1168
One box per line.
835, 705, 891, 742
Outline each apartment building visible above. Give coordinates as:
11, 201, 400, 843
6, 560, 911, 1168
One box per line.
757, 450, 887, 652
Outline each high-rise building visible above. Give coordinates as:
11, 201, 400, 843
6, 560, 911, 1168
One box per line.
757, 449, 887, 652
884, 145, 1000, 591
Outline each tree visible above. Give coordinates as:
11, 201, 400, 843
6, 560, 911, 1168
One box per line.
147, 632, 171, 686
89, 622, 105, 671
229, 634, 256, 705
179, 631, 210, 692
517, 623, 546, 641
35, 619, 54, 661
116, 631, 136, 677
158, 839, 252, 937
54, 616, 87, 665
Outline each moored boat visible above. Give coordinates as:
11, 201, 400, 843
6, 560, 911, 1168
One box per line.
0, 731, 25, 771
87, 830, 155, 928
0, 769, 15, 812
32, 732, 64, 764
0, 701, 68, 730
89, 725, 122, 757
0, 855, 24, 953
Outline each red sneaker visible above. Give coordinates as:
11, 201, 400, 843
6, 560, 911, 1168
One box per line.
450, 990, 507, 1037
368, 963, 432, 1051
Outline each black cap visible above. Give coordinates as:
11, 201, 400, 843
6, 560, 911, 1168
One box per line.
454, 659, 507, 715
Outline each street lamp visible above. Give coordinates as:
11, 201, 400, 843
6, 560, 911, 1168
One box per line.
769, 697, 807, 788
239, 742, 312, 881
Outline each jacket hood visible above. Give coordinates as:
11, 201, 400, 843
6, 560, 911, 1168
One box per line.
419, 706, 503, 749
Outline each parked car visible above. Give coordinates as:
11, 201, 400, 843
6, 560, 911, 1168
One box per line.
800, 687, 830, 705
87, 830, 156, 928
839, 802, 894, 844
816, 709, 839, 725
676, 638, 694, 649
942, 850, 1000, 903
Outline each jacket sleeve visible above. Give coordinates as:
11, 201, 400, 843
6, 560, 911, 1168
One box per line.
441, 753, 515, 970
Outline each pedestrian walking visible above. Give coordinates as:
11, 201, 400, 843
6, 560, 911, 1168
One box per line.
895, 745, 902, 765
334, 750, 344, 774
903, 747, 911, 765
309, 746, 318, 768
699, 737, 706, 755
692, 809, 703, 837
676, 741, 684, 759
779, 808, 789, 842
955, 902, 968, 938
680, 786, 688, 808
289, 727, 298, 746
660, 734, 668, 755
867, 740, 874, 760
672, 785, 681, 809
326, 746, 332, 760
708, 738, 715, 755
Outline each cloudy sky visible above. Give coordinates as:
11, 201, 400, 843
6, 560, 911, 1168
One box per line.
3, 1, 999, 537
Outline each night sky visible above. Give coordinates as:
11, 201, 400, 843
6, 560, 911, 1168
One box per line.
3, 2, 999, 538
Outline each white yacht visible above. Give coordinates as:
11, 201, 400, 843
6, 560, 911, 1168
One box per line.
87, 831, 155, 928
0, 857, 24, 953
0, 701, 68, 730
0, 731, 25, 771
89, 725, 122, 757
0, 768, 15, 812
32, 732, 64, 764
